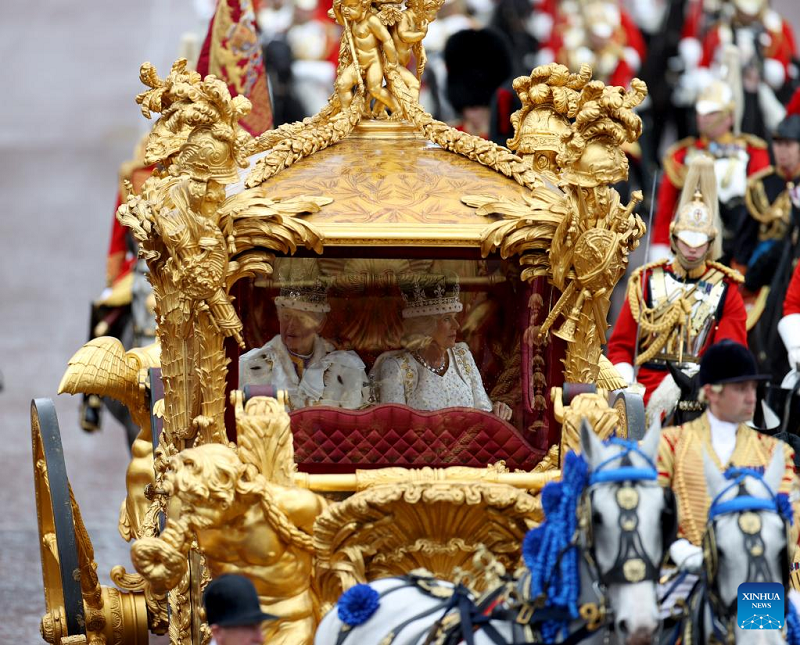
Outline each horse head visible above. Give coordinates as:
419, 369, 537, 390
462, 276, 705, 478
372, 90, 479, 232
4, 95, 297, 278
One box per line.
579, 421, 677, 644
701, 446, 794, 644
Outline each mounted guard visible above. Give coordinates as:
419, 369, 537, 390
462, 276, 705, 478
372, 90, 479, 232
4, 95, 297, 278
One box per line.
607, 155, 747, 423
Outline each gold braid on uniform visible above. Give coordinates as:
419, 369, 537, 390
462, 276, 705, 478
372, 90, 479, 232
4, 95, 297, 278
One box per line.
661, 137, 695, 188
626, 260, 691, 365
705, 261, 743, 283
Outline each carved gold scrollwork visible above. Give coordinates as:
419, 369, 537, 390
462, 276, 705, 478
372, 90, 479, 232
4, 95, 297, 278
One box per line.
314, 481, 542, 611
467, 70, 647, 383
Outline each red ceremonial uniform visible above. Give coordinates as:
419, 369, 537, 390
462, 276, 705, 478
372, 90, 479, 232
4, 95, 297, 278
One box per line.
699, 15, 796, 83
651, 136, 770, 247
784, 261, 800, 317
607, 260, 748, 404
541, 4, 646, 88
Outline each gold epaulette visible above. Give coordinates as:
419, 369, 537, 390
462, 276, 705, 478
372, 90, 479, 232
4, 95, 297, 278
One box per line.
706, 261, 744, 283
662, 137, 695, 188
745, 166, 774, 220
740, 133, 769, 149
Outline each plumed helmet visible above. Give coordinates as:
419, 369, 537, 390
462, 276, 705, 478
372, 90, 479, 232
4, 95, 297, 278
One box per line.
695, 45, 743, 134
670, 155, 723, 259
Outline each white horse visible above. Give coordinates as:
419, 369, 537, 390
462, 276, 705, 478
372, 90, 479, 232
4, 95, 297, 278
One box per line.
315, 422, 676, 645
679, 446, 796, 645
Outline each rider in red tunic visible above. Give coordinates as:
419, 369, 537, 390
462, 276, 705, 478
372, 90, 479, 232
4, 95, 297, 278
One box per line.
649, 60, 769, 263
779, 261, 800, 370
608, 156, 747, 411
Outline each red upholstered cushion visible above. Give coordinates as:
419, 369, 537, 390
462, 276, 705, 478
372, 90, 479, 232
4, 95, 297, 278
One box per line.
290, 404, 544, 473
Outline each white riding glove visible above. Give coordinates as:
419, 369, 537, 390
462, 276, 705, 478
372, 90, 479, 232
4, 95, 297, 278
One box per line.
669, 538, 703, 573
614, 362, 635, 387
778, 314, 800, 370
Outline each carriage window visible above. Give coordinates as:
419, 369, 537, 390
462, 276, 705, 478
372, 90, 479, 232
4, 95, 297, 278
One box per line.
235, 257, 535, 435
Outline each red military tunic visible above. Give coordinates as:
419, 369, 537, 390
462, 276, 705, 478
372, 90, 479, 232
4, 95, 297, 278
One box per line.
607, 259, 747, 404
785, 261, 800, 317
699, 14, 796, 87
540, 4, 646, 88
651, 135, 770, 247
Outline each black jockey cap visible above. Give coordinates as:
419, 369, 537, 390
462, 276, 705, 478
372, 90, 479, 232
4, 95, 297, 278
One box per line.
203, 574, 277, 628
772, 114, 800, 143
698, 340, 771, 386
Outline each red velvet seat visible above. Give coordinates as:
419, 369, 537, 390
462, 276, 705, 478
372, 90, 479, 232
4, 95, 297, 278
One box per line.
289, 404, 542, 473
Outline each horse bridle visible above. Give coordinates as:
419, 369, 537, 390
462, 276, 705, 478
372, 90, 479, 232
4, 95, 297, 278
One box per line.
505, 439, 677, 644
581, 438, 677, 590
700, 468, 793, 643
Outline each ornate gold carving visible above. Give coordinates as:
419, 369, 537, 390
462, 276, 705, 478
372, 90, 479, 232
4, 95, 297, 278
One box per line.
119, 60, 327, 452
249, 127, 530, 228
471, 72, 647, 382
242, 0, 542, 191
552, 388, 624, 462
507, 64, 592, 181
58, 339, 161, 542
131, 397, 326, 645
313, 480, 542, 610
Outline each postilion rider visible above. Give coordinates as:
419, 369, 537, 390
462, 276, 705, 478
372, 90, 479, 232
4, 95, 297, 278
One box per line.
203, 573, 276, 645
607, 155, 747, 408
657, 341, 799, 575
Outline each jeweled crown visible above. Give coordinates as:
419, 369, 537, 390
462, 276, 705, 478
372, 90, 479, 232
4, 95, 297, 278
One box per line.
274, 279, 331, 314
400, 276, 463, 319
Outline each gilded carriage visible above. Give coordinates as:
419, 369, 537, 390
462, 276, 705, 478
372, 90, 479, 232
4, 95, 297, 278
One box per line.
31, 10, 650, 642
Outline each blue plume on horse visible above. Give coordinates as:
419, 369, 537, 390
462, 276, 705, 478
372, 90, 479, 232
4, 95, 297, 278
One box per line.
777, 492, 794, 525
338, 584, 380, 626
541, 480, 563, 516
523, 449, 589, 641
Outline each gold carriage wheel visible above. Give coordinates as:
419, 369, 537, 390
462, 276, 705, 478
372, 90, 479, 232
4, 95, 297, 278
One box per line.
611, 389, 645, 441
31, 398, 86, 643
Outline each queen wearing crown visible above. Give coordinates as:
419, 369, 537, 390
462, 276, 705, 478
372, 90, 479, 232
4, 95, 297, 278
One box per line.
371, 276, 512, 419
239, 275, 369, 410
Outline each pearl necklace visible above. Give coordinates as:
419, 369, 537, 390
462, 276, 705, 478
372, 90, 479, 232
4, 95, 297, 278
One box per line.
412, 350, 448, 376
287, 348, 313, 361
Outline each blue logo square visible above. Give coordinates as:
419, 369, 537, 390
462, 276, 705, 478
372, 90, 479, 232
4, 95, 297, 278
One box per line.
737, 582, 784, 630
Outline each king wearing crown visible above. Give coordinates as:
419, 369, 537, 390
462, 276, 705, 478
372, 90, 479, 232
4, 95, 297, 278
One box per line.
370, 275, 512, 420
607, 155, 748, 419
239, 263, 369, 409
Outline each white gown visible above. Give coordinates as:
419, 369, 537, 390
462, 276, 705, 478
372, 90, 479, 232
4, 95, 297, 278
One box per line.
239, 335, 368, 409
371, 342, 493, 412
